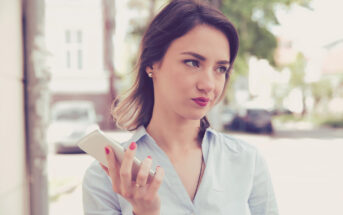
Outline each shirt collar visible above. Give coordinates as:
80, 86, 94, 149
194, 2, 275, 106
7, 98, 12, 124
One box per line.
130, 125, 149, 143
130, 125, 217, 144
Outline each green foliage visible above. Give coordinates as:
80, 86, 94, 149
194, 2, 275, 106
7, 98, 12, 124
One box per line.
321, 118, 343, 128
288, 53, 306, 87
273, 113, 343, 128
309, 79, 334, 102
218, 0, 311, 74
127, 0, 165, 38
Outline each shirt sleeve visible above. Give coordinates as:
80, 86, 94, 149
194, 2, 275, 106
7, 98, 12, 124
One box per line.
82, 161, 122, 215
248, 149, 279, 215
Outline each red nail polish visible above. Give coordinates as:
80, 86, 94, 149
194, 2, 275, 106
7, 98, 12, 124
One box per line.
105, 147, 109, 154
147, 156, 152, 159
129, 142, 136, 150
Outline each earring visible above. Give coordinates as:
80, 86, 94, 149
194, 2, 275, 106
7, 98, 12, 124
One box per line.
148, 72, 153, 78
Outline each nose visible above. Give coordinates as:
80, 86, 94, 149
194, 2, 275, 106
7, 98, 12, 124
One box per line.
196, 67, 215, 93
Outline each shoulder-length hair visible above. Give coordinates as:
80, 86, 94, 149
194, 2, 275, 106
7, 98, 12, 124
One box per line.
111, 0, 239, 138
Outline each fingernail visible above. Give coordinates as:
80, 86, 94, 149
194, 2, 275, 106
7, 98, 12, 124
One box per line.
105, 147, 109, 154
147, 155, 152, 159
156, 165, 160, 169
129, 142, 136, 150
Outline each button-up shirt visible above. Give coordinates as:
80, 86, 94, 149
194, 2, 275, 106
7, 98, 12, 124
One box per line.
82, 126, 278, 215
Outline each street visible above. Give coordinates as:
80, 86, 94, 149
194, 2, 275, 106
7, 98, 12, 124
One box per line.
48, 127, 343, 215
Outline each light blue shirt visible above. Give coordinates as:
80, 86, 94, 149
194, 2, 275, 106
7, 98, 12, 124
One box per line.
82, 126, 278, 215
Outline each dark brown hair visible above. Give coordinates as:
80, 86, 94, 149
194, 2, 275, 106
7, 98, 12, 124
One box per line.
112, 0, 239, 141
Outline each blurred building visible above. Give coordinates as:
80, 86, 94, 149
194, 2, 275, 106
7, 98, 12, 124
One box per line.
274, 34, 343, 115
322, 39, 343, 75
321, 39, 343, 114
45, 0, 115, 129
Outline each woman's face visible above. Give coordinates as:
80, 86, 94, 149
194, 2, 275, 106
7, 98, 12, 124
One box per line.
149, 24, 231, 121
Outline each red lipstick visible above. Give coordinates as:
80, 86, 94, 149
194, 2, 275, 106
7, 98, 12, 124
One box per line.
192, 97, 209, 107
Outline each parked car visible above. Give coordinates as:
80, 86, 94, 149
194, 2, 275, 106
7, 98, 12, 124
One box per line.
221, 107, 237, 130
47, 100, 100, 154
228, 108, 274, 134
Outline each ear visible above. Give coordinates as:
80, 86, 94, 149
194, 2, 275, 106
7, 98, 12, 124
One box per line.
145, 64, 153, 75
145, 62, 161, 75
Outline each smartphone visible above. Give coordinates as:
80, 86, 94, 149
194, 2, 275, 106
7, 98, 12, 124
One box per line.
77, 129, 155, 183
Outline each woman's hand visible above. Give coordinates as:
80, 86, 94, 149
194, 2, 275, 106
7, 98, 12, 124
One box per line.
100, 142, 164, 215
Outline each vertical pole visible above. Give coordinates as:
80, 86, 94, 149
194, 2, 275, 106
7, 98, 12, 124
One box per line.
102, 0, 116, 129
22, 0, 50, 214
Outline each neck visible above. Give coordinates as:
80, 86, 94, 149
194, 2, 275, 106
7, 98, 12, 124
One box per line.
146, 109, 202, 153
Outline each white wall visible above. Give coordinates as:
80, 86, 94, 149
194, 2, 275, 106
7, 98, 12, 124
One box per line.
0, 0, 30, 214
45, 0, 108, 94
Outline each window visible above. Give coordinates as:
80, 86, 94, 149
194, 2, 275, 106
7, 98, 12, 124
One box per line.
77, 49, 83, 70
64, 29, 84, 70
66, 50, 71, 68
65, 30, 71, 43
77, 30, 82, 43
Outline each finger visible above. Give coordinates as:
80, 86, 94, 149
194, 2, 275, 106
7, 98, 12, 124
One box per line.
146, 166, 164, 197
100, 163, 109, 176
135, 156, 152, 187
119, 142, 137, 195
105, 146, 120, 193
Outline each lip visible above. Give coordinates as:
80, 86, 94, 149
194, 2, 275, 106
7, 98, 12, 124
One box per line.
192, 97, 210, 107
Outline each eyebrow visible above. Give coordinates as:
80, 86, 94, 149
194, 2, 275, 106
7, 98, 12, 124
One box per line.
180, 51, 230, 65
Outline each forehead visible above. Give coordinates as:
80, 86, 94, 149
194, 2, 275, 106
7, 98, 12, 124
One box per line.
165, 24, 231, 61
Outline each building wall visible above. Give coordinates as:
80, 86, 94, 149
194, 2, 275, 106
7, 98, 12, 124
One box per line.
0, 0, 30, 215
45, 0, 104, 76
45, 0, 114, 129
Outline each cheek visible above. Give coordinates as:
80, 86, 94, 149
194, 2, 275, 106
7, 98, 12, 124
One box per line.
158, 69, 189, 99
175, 76, 191, 91
169, 70, 193, 92
214, 79, 226, 99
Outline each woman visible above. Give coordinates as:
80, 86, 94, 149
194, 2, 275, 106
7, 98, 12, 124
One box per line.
83, 0, 278, 214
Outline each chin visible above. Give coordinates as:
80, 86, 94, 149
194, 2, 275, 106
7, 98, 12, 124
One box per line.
183, 110, 207, 120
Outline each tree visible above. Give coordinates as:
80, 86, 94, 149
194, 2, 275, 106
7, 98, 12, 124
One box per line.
309, 79, 334, 113
205, 0, 312, 104
127, 0, 162, 38
288, 53, 307, 115
213, 0, 311, 74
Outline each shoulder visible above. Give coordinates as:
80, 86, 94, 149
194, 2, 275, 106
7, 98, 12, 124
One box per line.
83, 160, 111, 188
82, 161, 123, 212
208, 128, 259, 156
209, 130, 271, 178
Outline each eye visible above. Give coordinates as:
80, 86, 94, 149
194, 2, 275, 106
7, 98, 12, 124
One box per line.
184, 59, 200, 68
216, 66, 229, 74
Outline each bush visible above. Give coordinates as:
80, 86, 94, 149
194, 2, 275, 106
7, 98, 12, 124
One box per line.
273, 113, 343, 128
